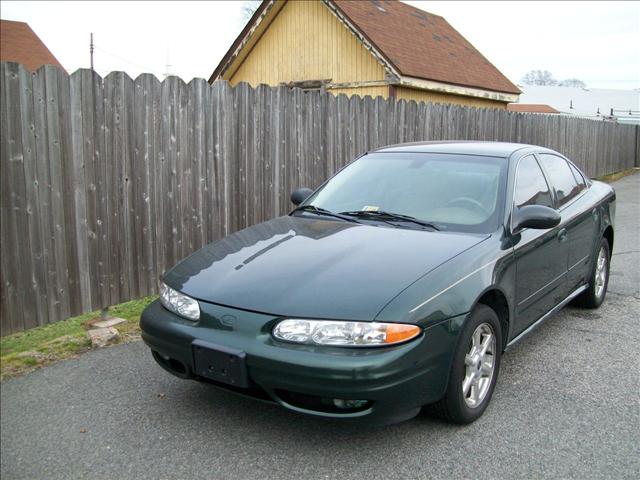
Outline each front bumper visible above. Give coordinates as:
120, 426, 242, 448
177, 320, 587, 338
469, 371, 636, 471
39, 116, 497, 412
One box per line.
140, 300, 463, 425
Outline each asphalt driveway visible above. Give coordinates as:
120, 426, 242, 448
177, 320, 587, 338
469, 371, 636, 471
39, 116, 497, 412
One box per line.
2, 173, 639, 480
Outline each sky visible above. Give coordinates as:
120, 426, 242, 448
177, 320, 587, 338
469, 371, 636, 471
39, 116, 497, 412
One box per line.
1, 0, 639, 89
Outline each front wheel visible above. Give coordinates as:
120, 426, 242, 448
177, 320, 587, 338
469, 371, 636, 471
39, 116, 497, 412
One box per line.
428, 304, 502, 424
574, 237, 610, 309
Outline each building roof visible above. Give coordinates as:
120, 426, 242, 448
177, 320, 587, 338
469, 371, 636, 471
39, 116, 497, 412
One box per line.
507, 103, 560, 114
0, 19, 63, 71
332, 0, 520, 95
517, 85, 640, 124
210, 0, 520, 97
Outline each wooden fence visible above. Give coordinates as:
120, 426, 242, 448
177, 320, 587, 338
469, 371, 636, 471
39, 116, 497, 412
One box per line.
1, 61, 638, 335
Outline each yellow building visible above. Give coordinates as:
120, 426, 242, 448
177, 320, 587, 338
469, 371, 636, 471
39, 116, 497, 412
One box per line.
210, 0, 520, 109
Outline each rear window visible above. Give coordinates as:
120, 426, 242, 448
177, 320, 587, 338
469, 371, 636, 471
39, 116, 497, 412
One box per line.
568, 162, 587, 190
538, 154, 582, 207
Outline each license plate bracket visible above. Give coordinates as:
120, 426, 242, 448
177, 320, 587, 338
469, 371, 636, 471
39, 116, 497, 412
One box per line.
192, 340, 249, 388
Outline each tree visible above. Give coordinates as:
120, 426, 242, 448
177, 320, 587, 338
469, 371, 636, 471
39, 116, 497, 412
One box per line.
559, 78, 587, 88
241, 1, 261, 22
521, 70, 558, 86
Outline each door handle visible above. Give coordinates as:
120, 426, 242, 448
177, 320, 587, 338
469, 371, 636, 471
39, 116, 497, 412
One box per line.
557, 228, 568, 243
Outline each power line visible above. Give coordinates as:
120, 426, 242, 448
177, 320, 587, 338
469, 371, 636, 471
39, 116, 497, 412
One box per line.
93, 45, 163, 77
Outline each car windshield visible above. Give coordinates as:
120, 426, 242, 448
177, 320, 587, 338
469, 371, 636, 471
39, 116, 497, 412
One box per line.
302, 152, 507, 233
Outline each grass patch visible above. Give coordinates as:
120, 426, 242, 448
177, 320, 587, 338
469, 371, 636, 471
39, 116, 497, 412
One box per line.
0, 296, 156, 380
597, 168, 638, 183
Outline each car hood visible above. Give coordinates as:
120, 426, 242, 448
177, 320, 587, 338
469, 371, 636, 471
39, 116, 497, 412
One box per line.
164, 216, 489, 321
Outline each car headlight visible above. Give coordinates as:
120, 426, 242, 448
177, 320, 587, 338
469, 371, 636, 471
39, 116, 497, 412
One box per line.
272, 319, 421, 347
159, 282, 200, 321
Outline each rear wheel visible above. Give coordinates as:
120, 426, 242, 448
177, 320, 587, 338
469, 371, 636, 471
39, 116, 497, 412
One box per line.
574, 237, 610, 308
429, 304, 502, 424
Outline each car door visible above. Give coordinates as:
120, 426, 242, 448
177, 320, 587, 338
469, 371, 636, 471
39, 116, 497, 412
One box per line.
511, 154, 568, 336
537, 154, 598, 293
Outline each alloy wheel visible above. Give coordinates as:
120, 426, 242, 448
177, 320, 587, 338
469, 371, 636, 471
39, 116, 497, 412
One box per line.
594, 246, 608, 300
462, 322, 496, 408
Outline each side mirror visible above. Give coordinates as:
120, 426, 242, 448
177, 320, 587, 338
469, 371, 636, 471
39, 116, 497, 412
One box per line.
290, 187, 314, 206
513, 205, 561, 231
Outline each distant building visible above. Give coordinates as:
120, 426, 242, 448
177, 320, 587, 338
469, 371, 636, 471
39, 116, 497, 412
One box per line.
0, 19, 63, 71
210, 0, 520, 109
507, 104, 560, 114
516, 85, 640, 125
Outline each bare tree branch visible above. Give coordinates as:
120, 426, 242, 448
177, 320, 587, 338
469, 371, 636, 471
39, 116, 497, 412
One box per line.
241, 1, 261, 22
521, 70, 558, 86
559, 78, 587, 88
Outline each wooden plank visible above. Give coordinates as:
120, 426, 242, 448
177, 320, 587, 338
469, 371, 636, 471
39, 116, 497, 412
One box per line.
79, 70, 102, 310
56, 66, 83, 318
316, 90, 328, 184
220, 80, 236, 236
176, 77, 191, 259
273, 85, 288, 215
236, 82, 250, 230
155, 75, 170, 276
209, 81, 223, 241
263, 85, 276, 219
191, 78, 207, 250
69, 69, 92, 312
202, 79, 217, 244
102, 72, 115, 305
43, 65, 72, 322
31, 66, 57, 324
133, 74, 152, 296
9, 63, 39, 332
0, 62, 26, 333
122, 73, 137, 299
148, 73, 162, 291
252, 84, 267, 222
18, 64, 49, 327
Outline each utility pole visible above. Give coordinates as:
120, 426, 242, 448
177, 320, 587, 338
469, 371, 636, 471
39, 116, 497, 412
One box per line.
90, 32, 94, 71
163, 48, 172, 78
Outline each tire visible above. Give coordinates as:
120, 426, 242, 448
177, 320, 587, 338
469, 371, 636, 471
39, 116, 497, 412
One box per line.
428, 304, 502, 424
573, 237, 610, 309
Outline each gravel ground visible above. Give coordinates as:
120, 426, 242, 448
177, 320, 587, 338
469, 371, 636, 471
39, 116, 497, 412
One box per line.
2, 173, 639, 480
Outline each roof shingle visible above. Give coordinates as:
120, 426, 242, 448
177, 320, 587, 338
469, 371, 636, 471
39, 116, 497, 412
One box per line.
1, 19, 63, 71
333, 0, 520, 94
507, 103, 560, 114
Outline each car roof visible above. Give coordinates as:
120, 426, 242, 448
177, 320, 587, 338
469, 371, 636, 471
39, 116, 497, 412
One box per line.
370, 141, 557, 158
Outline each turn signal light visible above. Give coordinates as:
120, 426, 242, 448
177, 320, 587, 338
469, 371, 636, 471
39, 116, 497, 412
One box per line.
273, 319, 421, 347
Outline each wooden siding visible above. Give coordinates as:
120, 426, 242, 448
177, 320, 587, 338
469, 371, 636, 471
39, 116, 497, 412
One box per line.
225, 2, 509, 108
395, 87, 507, 110
227, 0, 386, 88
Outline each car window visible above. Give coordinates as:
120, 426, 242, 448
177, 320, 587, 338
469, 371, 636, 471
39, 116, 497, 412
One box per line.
304, 153, 507, 233
538, 154, 582, 207
514, 155, 553, 209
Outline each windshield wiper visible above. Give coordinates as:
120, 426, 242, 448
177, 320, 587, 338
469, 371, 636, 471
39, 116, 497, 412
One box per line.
339, 210, 440, 230
292, 205, 360, 223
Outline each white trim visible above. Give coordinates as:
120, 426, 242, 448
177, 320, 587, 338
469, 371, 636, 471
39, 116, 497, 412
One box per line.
322, 0, 401, 80
216, 0, 279, 80
409, 258, 500, 313
569, 254, 590, 272
398, 76, 520, 103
